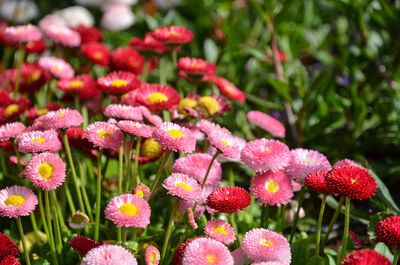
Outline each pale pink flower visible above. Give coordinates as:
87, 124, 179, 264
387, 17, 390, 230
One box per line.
17, 130, 62, 153
85, 122, 124, 150
196, 119, 230, 136
43, 24, 81, 47
0, 186, 38, 218
139, 106, 163, 126
4, 24, 41, 43
117, 120, 153, 138
152, 122, 196, 153
231, 247, 251, 265
162, 173, 202, 201
0, 122, 25, 142
145, 245, 160, 265
104, 104, 143, 121
247, 111, 285, 138
34, 108, 83, 130
208, 130, 240, 160
133, 184, 151, 202
204, 219, 236, 245
333, 159, 366, 170
182, 237, 234, 265
39, 57, 74, 79
81, 245, 138, 265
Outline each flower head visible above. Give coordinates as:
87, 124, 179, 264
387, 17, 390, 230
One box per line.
43, 24, 81, 47
247, 111, 285, 138
68, 212, 90, 230
57, 74, 96, 94
182, 237, 234, 265
17, 130, 62, 153
39, 57, 74, 79
0, 122, 25, 142
0, 232, 21, 261
304, 170, 331, 194
152, 122, 196, 153
0, 186, 38, 218
10, 63, 50, 94
104, 104, 143, 121
129, 33, 167, 54
325, 166, 376, 200
204, 76, 245, 103
81, 245, 138, 265
136, 83, 180, 111
196, 120, 230, 136
35, 108, 83, 130
145, 245, 160, 265
100, 3, 136, 32
111, 47, 144, 75
4, 24, 41, 43
97, 71, 141, 94
341, 249, 391, 265
81, 42, 111, 67
208, 129, 240, 160
207, 187, 251, 213
68, 236, 103, 255
241, 228, 291, 264
250, 171, 293, 207
117, 120, 153, 138
334, 159, 366, 170
231, 247, 251, 265
25, 39, 46, 54
74, 25, 102, 43
0, 255, 20, 265
162, 173, 202, 201
204, 219, 236, 245
172, 237, 205, 265
178, 57, 216, 77
133, 184, 151, 201
152, 26, 194, 45
85, 121, 124, 150
375, 216, 400, 248
104, 193, 151, 228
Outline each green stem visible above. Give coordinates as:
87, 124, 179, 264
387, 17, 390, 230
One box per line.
289, 186, 306, 244
0, 149, 8, 177
16, 218, 31, 265
51, 193, 62, 253
338, 198, 351, 263
11, 142, 22, 172
161, 198, 179, 265
38, 190, 49, 237
51, 190, 66, 232
227, 164, 235, 186
133, 137, 141, 186
74, 94, 80, 111
141, 60, 149, 82
45, 190, 58, 265
62, 132, 86, 213
94, 149, 103, 241
79, 162, 93, 220
159, 56, 167, 85
228, 213, 239, 248
121, 227, 128, 247
261, 206, 269, 228
117, 227, 122, 243
14, 45, 25, 95
149, 150, 172, 194
321, 197, 344, 249
118, 145, 124, 194
64, 181, 76, 213
29, 212, 40, 243
82, 105, 88, 130
315, 194, 327, 256
393, 249, 400, 265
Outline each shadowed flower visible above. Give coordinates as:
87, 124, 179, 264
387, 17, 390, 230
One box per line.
129, 33, 167, 55
182, 237, 234, 265
0, 255, 20, 265
204, 219, 236, 245
333, 159, 366, 170
341, 249, 391, 265
247, 110, 285, 138
81, 244, 138, 265
25, 39, 46, 54
0, 232, 21, 261
81, 42, 111, 67
0, 186, 38, 218
68, 236, 103, 255
145, 245, 160, 265
68, 212, 90, 230
134, 184, 151, 201
111, 47, 144, 75
304, 170, 331, 194
207, 187, 251, 213
117, 120, 153, 138
375, 216, 400, 248
172, 237, 205, 265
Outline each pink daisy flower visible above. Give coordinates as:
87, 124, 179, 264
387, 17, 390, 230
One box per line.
152, 25, 194, 45
231, 247, 251, 265
34, 108, 83, 130
250, 171, 293, 207
117, 120, 153, 138
182, 237, 234, 265
85, 122, 124, 150
43, 24, 81, 47
152, 122, 196, 153
186, 208, 198, 229
0, 186, 38, 218
39, 57, 75, 79
134, 184, 151, 202
162, 173, 202, 201
208, 136, 247, 164
3, 24, 41, 43
17, 130, 62, 153
208, 129, 240, 160
97, 71, 141, 94
104, 104, 143, 121
204, 219, 236, 245
179, 185, 216, 219
25, 152, 66, 191
181, 123, 205, 141
104, 193, 151, 228
145, 245, 160, 265
139, 106, 163, 126
286, 148, 331, 181
81, 245, 138, 265
240, 139, 291, 173
246, 111, 285, 138
0, 122, 25, 142
241, 228, 291, 264
196, 119, 230, 136
135, 83, 181, 111
333, 159, 366, 170
172, 153, 222, 186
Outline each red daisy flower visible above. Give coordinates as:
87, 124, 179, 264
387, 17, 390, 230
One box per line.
129, 33, 167, 55
152, 25, 194, 45
341, 249, 391, 265
136, 83, 180, 111
10, 63, 50, 94
172, 237, 205, 265
111, 47, 144, 75
81, 42, 111, 67
304, 170, 332, 194
178, 57, 217, 78
325, 166, 376, 200
57, 74, 96, 94
68, 236, 103, 256
0, 232, 21, 261
97, 71, 141, 94
74, 25, 103, 44
206, 187, 251, 213
0, 256, 20, 265
204, 76, 245, 103
66, 127, 93, 150
24, 39, 46, 54
0, 97, 30, 124
375, 216, 400, 248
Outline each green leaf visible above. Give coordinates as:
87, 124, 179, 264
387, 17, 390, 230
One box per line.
204, 39, 219, 63
32, 259, 50, 265
369, 170, 400, 215
374, 242, 394, 261
307, 256, 326, 265
266, 77, 291, 102
325, 196, 369, 224
291, 235, 312, 265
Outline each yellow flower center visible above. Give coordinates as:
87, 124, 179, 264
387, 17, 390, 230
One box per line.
224, 85, 235, 95
166, 31, 180, 37
4, 104, 19, 117
97, 130, 112, 139
33, 138, 46, 144
177, 98, 197, 115
136, 190, 144, 198
24, 71, 40, 84
198, 96, 219, 116
221, 140, 229, 146
68, 80, 84, 89
206, 254, 216, 263
57, 112, 65, 117
150, 253, 156, 263
38, 163, 53, 179
175, 182, 192, 191
141, 138, 163, 158
168, 129, 184, 139
265, 180, 279, 193
261, 146, 272, 153
111, 79, 128, 87
351, 178, 356, 184
119, 203, 138, 216
147, 92, 168, 104
260, 239, 274, 247
52, 65, 61, 72
37, 109, 49, 116
93, 52, 104, 60
212, 226, 227, 235
26, 41, 34, 49
5, 195, 25, 207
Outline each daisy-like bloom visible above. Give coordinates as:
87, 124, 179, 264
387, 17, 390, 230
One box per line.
209, 135, 247, 163
81, 42, 111, 67
35, 108, 83, 130
85, 121, 124, 150
207, 187, 251, 213
348, 231, 362, 249
172, 153, 222, 186
340, 249, 392, 265
178, 57, 217, 77
57, 74, 96, 94
0, 255, 20, 265
3, 24, 41, 43
162, 173, 202, 201
204, 76, 245, 103
304, 170, 332, 194
38, 57, 75, 79
129, 33, 167, 55
55, 5, 94, 28
181, 123, 205, 141
133, 184, 151, 201
241, 228, 291, 264
182, 237, 234, 265
0, 97, 30, 124
179, 186, 216, 219
0, 0, 39, 24
152, 25, 194, 45
152, 122, 196, 153
285, 148, 332, 181
0, 186, 38, 218
247, 111, 285, 138
0, 232, 21, 261
241, 139, 291, 173
375, 216, 400, 247
192, 94, 232, 118
11, 63, 50, 94
74, 25, 102, 44
25, 152, 66, 191
250, 171, 293, 207
68, 236, 103, 256
136, 83, 180, 111
204, 219, 236, 245
97, 71, 141, 94
136, 137, 164, 164
25, 39, 46, 54
117, 120, 153, 138
81, 244, 138, 265
68, 212, 90, 230
100, 2, 136, 32
145, 245, 160, 265
231, 247, 251, 265
111, 47, 144, 75
140, 106, 163, 126
104, 104, 143, 121
0, 122, 25, 142
333, 159, 366, 170
43, 24, 81, 47
325, 166, 377, 200
104, 193, 151, 228
208, 129, 240, 160
172, 237, 205, 265
17, 130, 62, 153
196, 119, 230, 136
